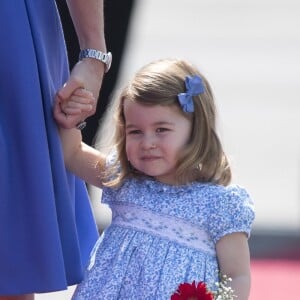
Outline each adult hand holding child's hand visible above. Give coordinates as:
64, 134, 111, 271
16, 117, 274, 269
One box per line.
54, 87, 96, 129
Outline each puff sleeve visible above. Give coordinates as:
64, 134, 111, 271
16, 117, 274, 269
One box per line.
206, 185, 255, 244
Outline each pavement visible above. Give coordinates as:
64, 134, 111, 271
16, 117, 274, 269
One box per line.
37, 0, 300, 299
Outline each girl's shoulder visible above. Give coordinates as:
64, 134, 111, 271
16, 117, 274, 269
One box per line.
199, 183, 255, 220
204, 184, 255, 242
202, 183, 251, 200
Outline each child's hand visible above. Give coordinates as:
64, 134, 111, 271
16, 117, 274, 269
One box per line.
60, 88, 95, 116
55, 57, 104, 129
54, 88, 96, 129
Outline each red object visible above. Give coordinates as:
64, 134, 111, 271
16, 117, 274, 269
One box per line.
171, 280, 214, 300
250, 259, 300, 300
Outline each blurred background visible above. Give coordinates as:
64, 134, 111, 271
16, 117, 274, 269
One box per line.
38, 0, 300, 298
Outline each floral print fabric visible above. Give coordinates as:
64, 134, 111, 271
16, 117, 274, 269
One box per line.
73, 177, 255, 300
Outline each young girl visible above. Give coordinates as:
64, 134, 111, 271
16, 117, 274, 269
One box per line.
54, 58, 255, 299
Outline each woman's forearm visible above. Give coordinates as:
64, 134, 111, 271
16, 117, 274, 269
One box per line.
66, 0, 106, 51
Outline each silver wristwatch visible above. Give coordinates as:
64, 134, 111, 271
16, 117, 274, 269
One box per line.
79, 49, 112, 73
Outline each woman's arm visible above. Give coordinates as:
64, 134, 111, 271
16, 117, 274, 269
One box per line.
216, 232, 251, 300
56, 0, 107, 128
66, 0, 106, 51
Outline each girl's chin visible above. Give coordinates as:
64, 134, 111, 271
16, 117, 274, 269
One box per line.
153, 176, 177, 185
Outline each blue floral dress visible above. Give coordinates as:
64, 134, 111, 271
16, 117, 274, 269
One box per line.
73, 177, 255, 300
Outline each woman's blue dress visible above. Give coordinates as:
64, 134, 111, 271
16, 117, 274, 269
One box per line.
0, 1, 99, 295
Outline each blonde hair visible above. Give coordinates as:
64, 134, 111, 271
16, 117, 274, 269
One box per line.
102, 58, 231, 187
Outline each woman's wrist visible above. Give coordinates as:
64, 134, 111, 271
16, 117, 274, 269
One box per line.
77, 56, 106, 79
79, 49, 112, 73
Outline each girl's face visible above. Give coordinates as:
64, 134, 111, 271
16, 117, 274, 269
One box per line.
123, 98, 192, 185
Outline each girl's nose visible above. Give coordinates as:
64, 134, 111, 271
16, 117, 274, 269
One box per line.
141, 135, 157, 150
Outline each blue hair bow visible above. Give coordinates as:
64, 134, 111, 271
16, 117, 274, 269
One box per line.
177, 75, 205, 113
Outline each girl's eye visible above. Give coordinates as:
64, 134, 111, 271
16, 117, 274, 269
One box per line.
127, 129, 142, 135
156, 128, 169, 133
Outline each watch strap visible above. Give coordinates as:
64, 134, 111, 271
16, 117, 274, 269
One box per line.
79, 49, 112, 73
